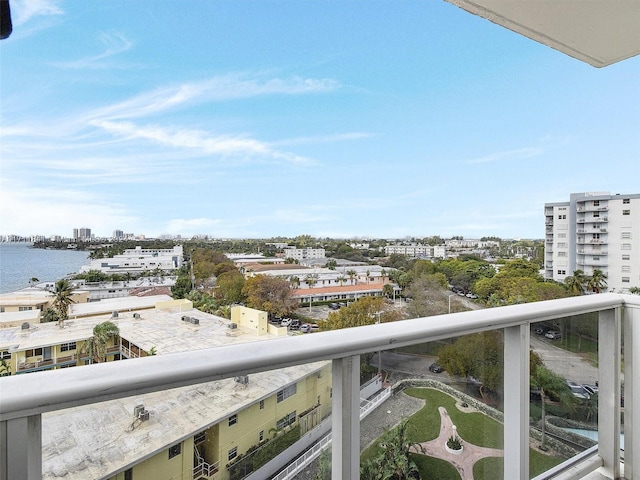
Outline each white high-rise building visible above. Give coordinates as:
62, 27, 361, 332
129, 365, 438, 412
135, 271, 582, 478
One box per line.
544, 192, 640, 293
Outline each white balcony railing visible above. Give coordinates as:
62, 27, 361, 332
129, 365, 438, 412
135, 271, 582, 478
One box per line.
1, 294, 639, 480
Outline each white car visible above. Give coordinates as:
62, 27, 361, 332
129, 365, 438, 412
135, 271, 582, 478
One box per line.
300, 324, 310, 333
566, 380, 590, 400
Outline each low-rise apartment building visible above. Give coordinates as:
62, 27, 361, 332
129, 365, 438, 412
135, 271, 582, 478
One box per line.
79, 245, 184, 275
0, 299, 331, 480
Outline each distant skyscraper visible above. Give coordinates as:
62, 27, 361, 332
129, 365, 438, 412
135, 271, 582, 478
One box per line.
113, 229, 124, 240
73, 227, 92, 241
544, 192, 640, 293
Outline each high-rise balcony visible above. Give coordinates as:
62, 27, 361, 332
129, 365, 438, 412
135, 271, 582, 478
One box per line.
1, 294, 638, 480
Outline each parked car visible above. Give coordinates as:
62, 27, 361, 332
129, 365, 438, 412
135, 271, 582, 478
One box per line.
300, 324, 310, 333
329, 302, 340, 310
466, 293, 478, 299
429, 362, 444, 373
280, 318, 291, 327
582, 384, 599, 396
545, 330, 562, 340
533, 326, 547, 335
289, 319, 301, 330
310, 323, 319, 332
566, 380, 590, 400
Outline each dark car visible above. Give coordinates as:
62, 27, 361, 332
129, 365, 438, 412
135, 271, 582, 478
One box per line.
329, 302, 340, 310
429, 362, 444, 373
533, 326, 547, 335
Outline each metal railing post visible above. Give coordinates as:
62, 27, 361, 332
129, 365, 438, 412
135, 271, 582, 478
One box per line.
504, 324, 530, 479
598, 308, 621, 479
331, 355, 360, 479
624, 303, 639, 479
1, 415, 42, 480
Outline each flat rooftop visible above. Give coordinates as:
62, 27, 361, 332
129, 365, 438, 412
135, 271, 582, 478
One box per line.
8, 305, 328, 479
2, 300, 272, 354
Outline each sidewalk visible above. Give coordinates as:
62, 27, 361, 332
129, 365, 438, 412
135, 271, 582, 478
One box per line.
293, 390, 425, 479
410, 407, 503, 480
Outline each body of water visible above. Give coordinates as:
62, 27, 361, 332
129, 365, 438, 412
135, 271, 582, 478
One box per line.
562, 427, 625, 449
0, 243, 89, 294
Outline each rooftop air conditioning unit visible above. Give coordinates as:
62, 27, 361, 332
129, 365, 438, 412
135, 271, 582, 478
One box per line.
228, 323, 237, 329
235, 375, 249, 385
190, 317, 199, 325
133, 313, 141, 319
134, 404, 150, 422
112, 311, 119, 318
181, 316, 190, 322
21, 322, 30, 330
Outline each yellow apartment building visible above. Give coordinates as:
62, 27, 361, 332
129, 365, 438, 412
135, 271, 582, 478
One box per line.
0, 299, 332, 480
0, 287, 89, 316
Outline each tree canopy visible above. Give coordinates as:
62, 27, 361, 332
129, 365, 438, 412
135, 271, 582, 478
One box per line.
241, 275, 298, 317
321, 297, 400, 331
438, 331, 503, 393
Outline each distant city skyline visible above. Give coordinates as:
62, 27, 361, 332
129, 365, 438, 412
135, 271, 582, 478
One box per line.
1, 1, 639, 240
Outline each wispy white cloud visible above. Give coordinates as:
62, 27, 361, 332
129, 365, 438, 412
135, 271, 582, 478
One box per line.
89, 73, 340, 120
272, 132, 372, 147
11, 0, 63, 26
90, 120, 314, 165
466, 147, 543, 164
52, 32, 133, 69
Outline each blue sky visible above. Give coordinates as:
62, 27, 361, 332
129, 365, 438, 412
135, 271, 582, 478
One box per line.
1, 1, 639, 240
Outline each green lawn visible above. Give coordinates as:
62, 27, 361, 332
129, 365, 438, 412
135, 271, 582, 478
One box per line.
361, 387, 566, 479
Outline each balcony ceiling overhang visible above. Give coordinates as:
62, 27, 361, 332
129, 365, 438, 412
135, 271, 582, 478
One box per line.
446, 0, 640, 67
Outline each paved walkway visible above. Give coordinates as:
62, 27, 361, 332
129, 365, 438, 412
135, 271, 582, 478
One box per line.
409, 407, 503, 480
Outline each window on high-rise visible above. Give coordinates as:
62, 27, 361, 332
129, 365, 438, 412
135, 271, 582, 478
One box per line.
623, 199, 630, 204
593, 200, 600, 206
622, 232, 632, 239
623, 210, 631, 215
622, 266, 631, 272
622, 244, 632, 250
622, 254, 631, 260
593, 212, 600, 218
228, 414, 237, 426
622, 277, 631, 283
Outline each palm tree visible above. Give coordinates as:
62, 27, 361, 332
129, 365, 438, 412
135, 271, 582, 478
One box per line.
0, 359, 11, 376
304, 274, 318, 289
81, 321, 120, 364
360, 419, 420, 479
52, 279, 76, 325
336, 275, 346, 287
29, 277, 39, 287
530, 365, 575, 449
365, 269, 371, 283
564, 269, 587, 296
587, 269, 607, 293
347, 269, 357, 285
289, 275, 300, 290
380, 268, 387, 283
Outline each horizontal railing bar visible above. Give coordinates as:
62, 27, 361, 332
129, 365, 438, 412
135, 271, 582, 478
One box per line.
0, 294, 636, 421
